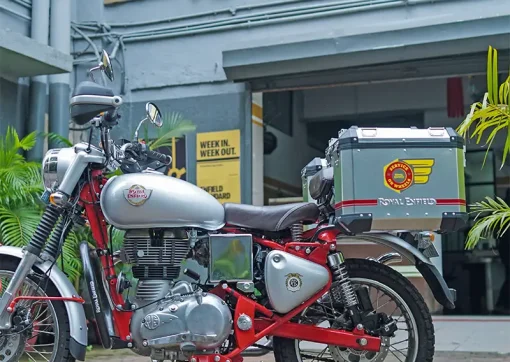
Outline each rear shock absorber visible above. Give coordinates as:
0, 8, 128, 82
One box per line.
327, 252, 358, 308
291, 223, 303, 241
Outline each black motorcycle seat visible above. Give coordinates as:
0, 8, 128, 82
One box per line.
224, 202, 319, 232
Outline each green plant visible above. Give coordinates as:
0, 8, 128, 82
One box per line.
0, 127, 83, 285
457, 46, 510, 249
142, 111, 196, 150
0, 127, 42, 246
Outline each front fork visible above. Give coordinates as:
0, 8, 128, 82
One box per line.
0, 205, 63, 329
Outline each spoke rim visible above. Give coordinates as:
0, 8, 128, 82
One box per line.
293, 276, 419, 362
0, 271, 59, 362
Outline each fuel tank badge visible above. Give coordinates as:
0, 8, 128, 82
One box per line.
285, 273, 303, 292
123, 184, 153, 206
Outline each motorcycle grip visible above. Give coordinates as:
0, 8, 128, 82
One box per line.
146, 149, 172, 165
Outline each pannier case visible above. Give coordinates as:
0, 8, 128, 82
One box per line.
329, 126, 467, 234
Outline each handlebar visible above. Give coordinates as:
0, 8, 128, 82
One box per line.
146, 149, 171, 165
117, 141, 172, 174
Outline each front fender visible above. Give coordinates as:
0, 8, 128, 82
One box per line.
0, 246, 88, 360
338, 233, 456, 309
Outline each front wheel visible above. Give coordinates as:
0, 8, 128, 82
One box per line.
273, 258, 435, 362
0, 257, 75, 362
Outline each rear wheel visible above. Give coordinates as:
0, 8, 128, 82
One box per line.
273, 259, 435, 362
0, 258, 75, 362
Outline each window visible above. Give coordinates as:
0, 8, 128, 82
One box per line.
263, 91, 293, 136
306, 112, 425, 151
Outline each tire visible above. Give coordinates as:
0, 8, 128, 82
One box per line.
0, 257, 75, 362
273, 258, 435, 362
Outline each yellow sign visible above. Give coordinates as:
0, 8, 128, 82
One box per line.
383, 158, 435, 193
196, 130, 241, 203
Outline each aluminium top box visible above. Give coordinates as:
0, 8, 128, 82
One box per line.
330, 126, 468, 234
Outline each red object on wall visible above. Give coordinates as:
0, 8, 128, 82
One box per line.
447, 77, 465, 118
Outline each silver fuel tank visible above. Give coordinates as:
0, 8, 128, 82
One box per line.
100, 173, 225, 230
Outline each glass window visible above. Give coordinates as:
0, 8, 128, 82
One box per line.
465, 150, 494, 184
263, 91, 293, 136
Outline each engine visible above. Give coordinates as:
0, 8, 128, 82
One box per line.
122, 229, 190, 281
121, 229, 233, 360
130, 280, 232, 359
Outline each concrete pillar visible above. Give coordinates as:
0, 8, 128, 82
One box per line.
15, 77, 30, 138
48, 0, 71, 149
252, 92, 264, 206
26, 0, 50, 160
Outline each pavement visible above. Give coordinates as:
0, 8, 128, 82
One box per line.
433, 316, 510, 354
82, 316, 510, 361
84, 350, 510, 362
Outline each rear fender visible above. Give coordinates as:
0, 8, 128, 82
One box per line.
0, 246, 88, 360
338, 233, 456, 309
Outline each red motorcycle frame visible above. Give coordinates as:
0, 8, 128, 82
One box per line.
79, 170, 381, 362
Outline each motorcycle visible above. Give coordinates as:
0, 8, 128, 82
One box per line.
0, 51, 456, 362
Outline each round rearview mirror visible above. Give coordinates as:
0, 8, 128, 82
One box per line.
146, 102, 163, 127
101, 50, 114, 82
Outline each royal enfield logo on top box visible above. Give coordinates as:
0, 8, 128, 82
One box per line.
383, 158, 435, 193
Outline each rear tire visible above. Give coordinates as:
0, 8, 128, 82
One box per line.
273, 258, 435, 362
0, 257, 75, 362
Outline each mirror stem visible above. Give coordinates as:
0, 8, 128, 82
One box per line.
134, 118, 148, 141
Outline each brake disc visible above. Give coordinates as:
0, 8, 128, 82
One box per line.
0, 333, 25, 362
329, 336, 389, 362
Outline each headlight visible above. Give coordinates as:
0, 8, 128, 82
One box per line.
42, 148, 77, 191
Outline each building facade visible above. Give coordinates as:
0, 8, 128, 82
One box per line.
0, 0, 73, 158
1, 0, 509, 314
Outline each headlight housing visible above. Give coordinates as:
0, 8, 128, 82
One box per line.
41, 148, 77, 191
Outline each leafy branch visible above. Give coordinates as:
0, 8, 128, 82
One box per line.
457, 46, 510, 249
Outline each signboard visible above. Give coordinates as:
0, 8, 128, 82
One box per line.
196, 129, 241, 203
153, 137, 187, 180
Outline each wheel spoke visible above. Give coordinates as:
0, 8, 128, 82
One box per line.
389, 348, 405, 362
294, 273, 420, 362
25, 344, 50, 362
0, 270, 58, 362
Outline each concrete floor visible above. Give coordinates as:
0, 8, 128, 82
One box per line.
81, 316, 510, 361
84, 350, 510, 362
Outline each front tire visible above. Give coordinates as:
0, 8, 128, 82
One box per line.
273, 258, 435, 362
0, 257, 75, 362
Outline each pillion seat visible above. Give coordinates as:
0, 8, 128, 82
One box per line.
224, 202, 319, 232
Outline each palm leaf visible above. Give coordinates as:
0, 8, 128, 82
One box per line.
109, 226, 126, 252
457, 46, 510, 249
465, 197, 510, 249
0, 206, 41, 247
58, 230, 83, 286
149, 112, 196, 150
42, 132, 73, 148
19, 131, 38, 151
457, 47, 510, 169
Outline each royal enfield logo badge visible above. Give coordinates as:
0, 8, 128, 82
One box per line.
123, 185, 152, 206
285, 273, 303, 293
383, 159, 435, 194
143, 314, 160, 330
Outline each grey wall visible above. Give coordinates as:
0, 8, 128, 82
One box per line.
0, 77, 18, 135
0, 77, 29, 136
0, 0, 31, 35
89, 0, 507, 92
